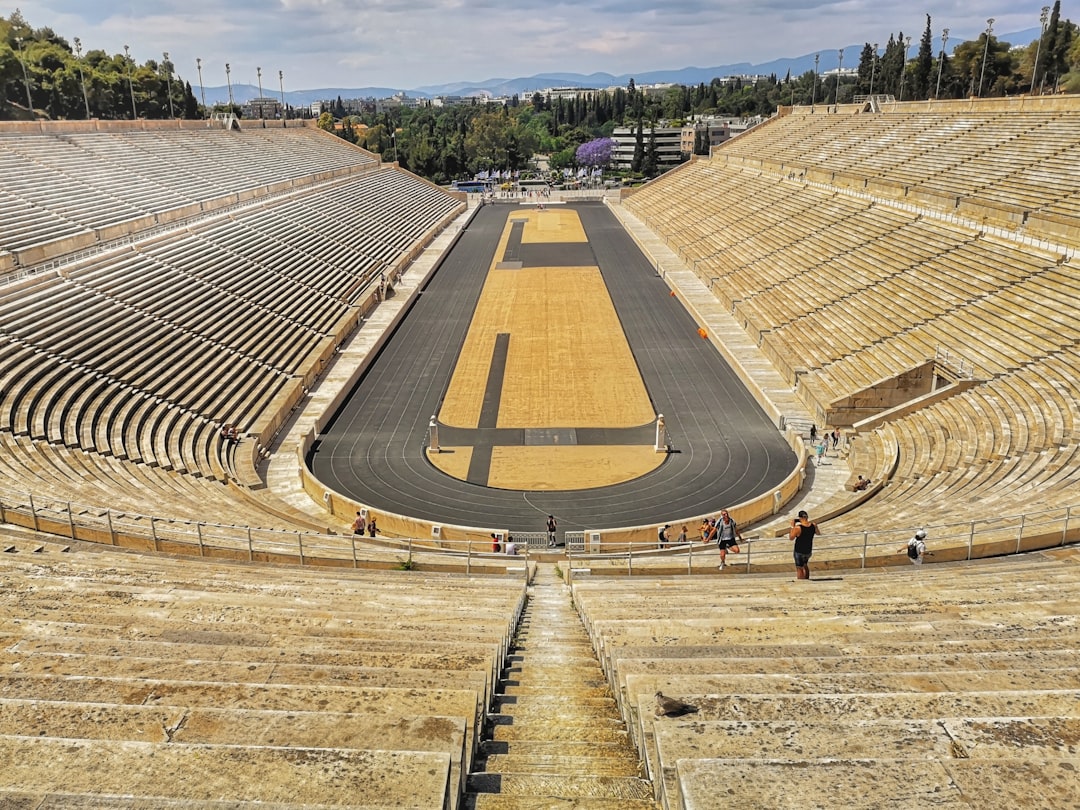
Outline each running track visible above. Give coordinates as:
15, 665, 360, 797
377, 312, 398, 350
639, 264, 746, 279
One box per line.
309, 202, 796, 535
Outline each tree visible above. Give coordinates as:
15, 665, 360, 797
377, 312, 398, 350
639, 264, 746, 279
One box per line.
914, 15, 934, 100
630, 115, 644, 174
643, 123, 658, 178
317, 111, 334, 132
575, 137, 615, 167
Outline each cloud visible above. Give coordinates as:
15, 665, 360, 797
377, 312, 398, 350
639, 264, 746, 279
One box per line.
14, 0, 1054, 90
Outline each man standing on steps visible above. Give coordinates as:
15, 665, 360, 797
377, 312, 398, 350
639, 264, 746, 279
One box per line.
715, 510, 743, 570
546, 515, 558, 547
789, 510, 820, 580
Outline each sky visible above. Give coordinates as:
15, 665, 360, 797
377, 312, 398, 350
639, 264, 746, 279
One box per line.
15, 1, 1053, 93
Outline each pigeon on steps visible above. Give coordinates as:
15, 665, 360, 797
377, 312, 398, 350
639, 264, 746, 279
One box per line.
655, 691, 699, 717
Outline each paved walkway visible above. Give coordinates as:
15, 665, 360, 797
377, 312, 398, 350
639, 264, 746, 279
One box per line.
465, 564, 657, 808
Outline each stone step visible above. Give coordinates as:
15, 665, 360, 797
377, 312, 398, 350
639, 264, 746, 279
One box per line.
491, 722, 630, 744
480, 740, 636, 760
483, 754, 643, 777
0, 736, 451, 807
0, 791, 353, 809
501, 684, 612, 698
500, 671, 607, 684
492, 695, 617, 712
470, 794, 658, 809
467, 773, 654, 801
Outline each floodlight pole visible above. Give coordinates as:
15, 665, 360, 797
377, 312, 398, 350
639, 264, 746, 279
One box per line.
124, 45, 138, 119
868, 43, 879, 100
279, 70, 286, 127
978, 19, 995, 98
1033, 6, 1050, 94
196, 57, 207, 115
74, 37, 91, 118
225, 62, 234, 112
14, 37, 34, 114
834, 48, 844, 108
163, 52, 175, 118
935, 29, 949, 99
257, 66, 265, 126
811, 53, 819, 108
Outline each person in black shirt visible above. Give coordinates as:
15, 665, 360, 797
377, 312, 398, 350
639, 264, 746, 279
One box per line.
789, 510, 820, 580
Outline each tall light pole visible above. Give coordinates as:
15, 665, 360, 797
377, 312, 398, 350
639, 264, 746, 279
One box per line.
278, 70, 286, 127
196, 57, 207, 115
935, 29, 950, 99
899, 35, 913, 101
162, 52, 175, 118
256, 66, 265, 126
869, 43, 879, 99
811, 53, 820, 108
978, 18, 995, 98
124, 44, 137, 119
74, 37, 91, 118
1034, 6, 1051, 94
225, 62, 234, 113
834, 48, 844, 108
14, 37, 34, 114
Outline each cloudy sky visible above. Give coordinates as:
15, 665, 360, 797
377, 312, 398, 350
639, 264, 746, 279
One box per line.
18, 1, 1048, 91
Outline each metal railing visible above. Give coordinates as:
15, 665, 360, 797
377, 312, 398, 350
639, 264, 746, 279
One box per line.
564, 505, 1078, 581
0, 482, 1075, 580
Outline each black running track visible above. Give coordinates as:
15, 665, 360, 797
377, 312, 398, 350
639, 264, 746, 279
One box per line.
309, 202, 796, 534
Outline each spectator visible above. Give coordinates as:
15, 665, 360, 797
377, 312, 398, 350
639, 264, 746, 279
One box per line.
715, 509, 744, 571
854, 475, 871, 491
368, 517, 377, 537
789, 510, 820, 580
675, 525, 688, 546
505, 535, 517, 556
491, 533, 501, 553
658, 524, 671, 549
547, 515, 558, 547
351, 511, 366, 535
899, 529, 930, 566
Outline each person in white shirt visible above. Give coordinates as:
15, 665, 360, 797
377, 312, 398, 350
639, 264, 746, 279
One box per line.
900, 529, 929, 565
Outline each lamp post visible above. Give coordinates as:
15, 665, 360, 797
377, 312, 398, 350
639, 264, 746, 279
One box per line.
163, 52, 175, 118
899, 35, 913, 101
1034, 6, 1051, 94
869, 43, 879, 100
978, 18, 995, 98
196, 57, 207, 116
278, 70, 286, 127
811, 53, 820, 108
74, 37, 91, 118
225, 62, 234, 114
14, 37, 34, 114
935, 29, 949, 99
834, 48, 844, 108
124, 45, 138, 119
256, 66, 265, 125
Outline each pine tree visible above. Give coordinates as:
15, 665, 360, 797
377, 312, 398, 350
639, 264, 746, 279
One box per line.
914, 15, 934, 99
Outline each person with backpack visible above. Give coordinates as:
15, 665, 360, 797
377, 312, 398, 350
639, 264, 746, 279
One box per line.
900, 529, 929, 566
715, 510, 744, 571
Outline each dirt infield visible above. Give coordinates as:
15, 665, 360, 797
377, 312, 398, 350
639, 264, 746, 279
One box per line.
434, 209, 660, 490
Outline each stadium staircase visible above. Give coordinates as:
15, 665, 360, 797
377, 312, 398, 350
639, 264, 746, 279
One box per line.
466, 564, 657, 809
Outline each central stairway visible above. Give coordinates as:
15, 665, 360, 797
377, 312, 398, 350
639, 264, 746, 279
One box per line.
465, 564, 657, 809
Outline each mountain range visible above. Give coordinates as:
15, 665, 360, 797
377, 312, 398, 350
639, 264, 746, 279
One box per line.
203, 26, 1039, 107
